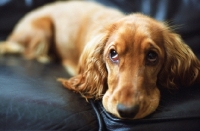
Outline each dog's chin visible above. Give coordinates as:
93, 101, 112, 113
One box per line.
103, 102, 159, 120
133, 102, 159, 119
102, 89, 160, 119
103, 104, 159, 120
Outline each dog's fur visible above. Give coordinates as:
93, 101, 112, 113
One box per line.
0, 1, 199, 119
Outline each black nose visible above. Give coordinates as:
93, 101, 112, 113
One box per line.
117, 103, 139, 118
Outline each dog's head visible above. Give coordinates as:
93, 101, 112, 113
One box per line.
60, 14, 200, 119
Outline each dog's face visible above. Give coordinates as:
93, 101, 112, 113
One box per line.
102, 15, 166, 119
61, 13, 199, 120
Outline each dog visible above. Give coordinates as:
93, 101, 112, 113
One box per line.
0, 1, 199, 119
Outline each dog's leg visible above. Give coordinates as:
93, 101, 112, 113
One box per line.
62, 59, 77, 76
23, 17, 54, 63
0, 16, 54, 64
31, 40, 51, 63
0, 39, 51, 63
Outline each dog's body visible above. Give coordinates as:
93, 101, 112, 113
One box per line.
0, 1, 123, 75
0, 1, 199, 119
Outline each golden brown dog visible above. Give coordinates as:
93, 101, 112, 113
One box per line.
0, 1, 199, 119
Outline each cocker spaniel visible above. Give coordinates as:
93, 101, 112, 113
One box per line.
0, 1, 199, 119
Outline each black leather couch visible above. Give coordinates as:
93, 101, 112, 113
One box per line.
0, 0, 200, 130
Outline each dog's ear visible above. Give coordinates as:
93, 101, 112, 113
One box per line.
158, 31, 200, 89
58, 34, 109, 100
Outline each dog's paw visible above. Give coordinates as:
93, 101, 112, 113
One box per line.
37, 55, 51, 63
0, 42, 7, 54
0, 41, 24, 55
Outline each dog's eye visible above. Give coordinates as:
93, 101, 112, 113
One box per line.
110, 49, 119, 63
146, 51, 158, 65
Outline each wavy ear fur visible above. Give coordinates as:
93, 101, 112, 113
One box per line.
158, 31, 200, 89
59, 34, 109, 100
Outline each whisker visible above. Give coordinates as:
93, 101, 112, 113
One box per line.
163, 20, 184, 32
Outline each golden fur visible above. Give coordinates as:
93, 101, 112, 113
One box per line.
0, 1, 199, 119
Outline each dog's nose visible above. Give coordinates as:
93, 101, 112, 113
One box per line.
117, 103, 139, 118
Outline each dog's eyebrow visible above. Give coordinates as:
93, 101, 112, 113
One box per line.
149, 43, 158, 49
147, 42, 162, 54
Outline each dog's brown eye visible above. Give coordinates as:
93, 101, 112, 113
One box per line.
110, 49, 119, 63
146, 51, 158, 65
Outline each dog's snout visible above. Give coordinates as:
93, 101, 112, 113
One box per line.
117, 103, 139, 118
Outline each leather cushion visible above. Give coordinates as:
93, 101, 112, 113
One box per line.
0, 55, 98, 130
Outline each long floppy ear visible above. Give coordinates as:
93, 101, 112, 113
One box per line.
58, 34, 109, 100
158, 31, 200, 89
